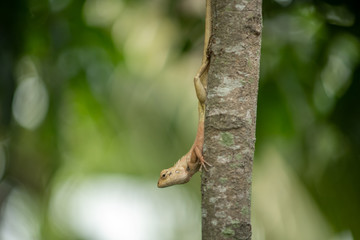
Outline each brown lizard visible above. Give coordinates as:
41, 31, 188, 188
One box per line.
157, 0, 212, 188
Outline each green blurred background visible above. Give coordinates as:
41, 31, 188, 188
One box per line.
0, 0, 359, 239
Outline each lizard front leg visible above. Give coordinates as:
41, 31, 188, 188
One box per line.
194, 145, 211, 171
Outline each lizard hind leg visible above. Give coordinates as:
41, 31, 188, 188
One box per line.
194, 59, 209, 104
194, 76, 206, 104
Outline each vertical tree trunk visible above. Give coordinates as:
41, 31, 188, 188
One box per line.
201, 0, 262, 239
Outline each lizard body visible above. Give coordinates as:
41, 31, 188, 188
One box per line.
158, 0, 211, 188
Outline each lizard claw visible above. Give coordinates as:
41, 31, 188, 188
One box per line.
199, 158, 212, 172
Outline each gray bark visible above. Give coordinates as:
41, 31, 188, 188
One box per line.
201, 0, 262, 239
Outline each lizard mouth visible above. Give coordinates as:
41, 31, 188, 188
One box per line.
157, 181, 168, 188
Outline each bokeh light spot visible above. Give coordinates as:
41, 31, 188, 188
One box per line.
12, 77, 49, 130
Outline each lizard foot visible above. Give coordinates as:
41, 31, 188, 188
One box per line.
194, 146, 212, 171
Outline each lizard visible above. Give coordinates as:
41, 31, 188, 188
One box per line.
157, 0, 212, 188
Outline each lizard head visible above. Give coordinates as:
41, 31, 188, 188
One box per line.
157, 166, 190, 188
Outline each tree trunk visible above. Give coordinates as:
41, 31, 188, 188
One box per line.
201, 0, 262, 239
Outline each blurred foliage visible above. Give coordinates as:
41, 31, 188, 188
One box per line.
0, 0, 359, 239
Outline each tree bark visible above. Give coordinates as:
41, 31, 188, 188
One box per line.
201, 0, 262, 239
